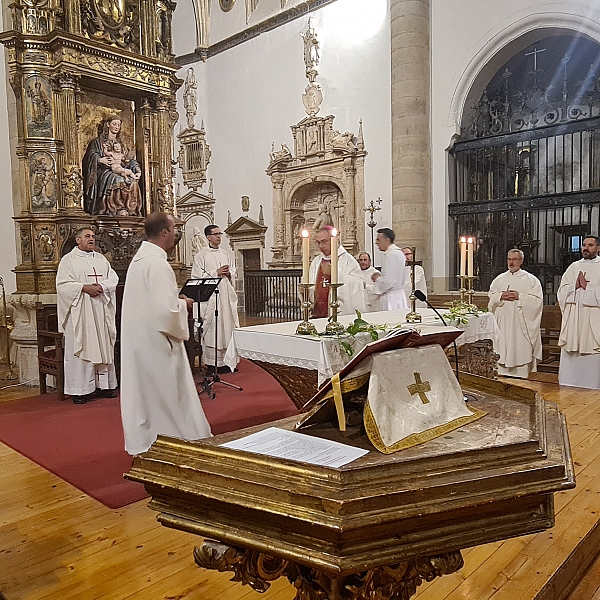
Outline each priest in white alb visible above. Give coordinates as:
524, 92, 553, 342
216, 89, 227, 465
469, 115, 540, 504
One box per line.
309, 226, 365, 317
371, 228, 408, 310
557, 235, 600, 389
56, 227, 119, 404
192, 224, 239, 373
358, 251, 382, 313
120, 212, 211, 456
488, 249, 543, 378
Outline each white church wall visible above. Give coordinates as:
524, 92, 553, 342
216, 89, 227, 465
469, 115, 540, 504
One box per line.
431, 0, 600, 290
174, 0, 391, 267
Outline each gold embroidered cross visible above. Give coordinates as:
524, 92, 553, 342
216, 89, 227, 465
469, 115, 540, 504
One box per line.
407, 372, 431, 404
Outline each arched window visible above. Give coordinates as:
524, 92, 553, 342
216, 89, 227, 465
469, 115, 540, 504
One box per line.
449, 34, 600, 303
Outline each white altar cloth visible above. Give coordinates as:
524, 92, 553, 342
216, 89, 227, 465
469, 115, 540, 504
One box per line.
225, 309, 498, 386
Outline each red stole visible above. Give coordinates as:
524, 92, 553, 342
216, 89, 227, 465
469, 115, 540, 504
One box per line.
313, 259, 331, 318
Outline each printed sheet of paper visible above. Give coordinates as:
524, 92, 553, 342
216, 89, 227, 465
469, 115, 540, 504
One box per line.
220, 427, 369, 468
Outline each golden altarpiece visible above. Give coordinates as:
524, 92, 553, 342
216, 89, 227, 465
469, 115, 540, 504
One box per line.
0, 0, 181, 381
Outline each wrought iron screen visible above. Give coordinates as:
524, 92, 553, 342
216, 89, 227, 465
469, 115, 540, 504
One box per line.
449, 36, 600, 303
244, 269, 302, 320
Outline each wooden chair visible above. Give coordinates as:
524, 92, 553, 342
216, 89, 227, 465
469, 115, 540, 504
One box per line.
35, 302, 65, 401
538, 304, 562, 373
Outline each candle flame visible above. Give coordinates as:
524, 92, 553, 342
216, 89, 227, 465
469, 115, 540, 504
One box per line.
331, 228, 338, 237
301, 229, 309, 238
467, 237, 473, 244
460, 236, 467, 243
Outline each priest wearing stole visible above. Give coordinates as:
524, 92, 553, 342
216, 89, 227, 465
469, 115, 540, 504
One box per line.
120, 213, 211, 456
557, 235, 600, 389
192, 224, 239, 373
56, 227, 119, 404
371, 228, 409, 310
309, 226, 365, 318
488, 249, 543, 378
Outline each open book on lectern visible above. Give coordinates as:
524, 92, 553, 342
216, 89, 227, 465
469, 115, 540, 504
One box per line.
180, 278, 221, 303
296, 326, 485, 455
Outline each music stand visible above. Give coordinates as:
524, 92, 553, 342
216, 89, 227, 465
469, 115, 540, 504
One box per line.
181, 278, 243, 394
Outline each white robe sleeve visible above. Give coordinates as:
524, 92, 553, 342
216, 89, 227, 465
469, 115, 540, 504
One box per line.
152, 259, 190, 342
488, 274, 505, 313
373, 250, 407, 296
337, 253, 366, 316
56, 254, 84, 332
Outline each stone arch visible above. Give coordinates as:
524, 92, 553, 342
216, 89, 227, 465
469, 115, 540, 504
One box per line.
449, 17, 600, 135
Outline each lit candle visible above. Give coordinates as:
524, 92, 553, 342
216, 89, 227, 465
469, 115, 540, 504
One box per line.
460, 236, 467, 277
301, 229, 310, 284
330, 228, 338, 285
467, 237, 474, 278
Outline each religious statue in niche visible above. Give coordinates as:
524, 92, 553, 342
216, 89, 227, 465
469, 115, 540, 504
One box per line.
183, 68, 197, 129
81, 0, 138, 51
313, 198, 334, 231
191, 227, 208, 259
301, 18, 320, 83
25, 76, 52, 138
29, 151, 56, 210
292, 217, 305, 254
35, 226, 55, 261
82, 114, 143, 216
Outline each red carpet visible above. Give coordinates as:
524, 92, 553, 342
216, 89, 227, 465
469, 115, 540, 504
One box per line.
0, 359, 297, 509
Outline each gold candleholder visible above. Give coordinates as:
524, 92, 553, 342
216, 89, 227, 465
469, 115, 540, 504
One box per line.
296, 282, 318, 335
456, 275, 478, 305
405, 246, 422, 324
324, 282, 345, 335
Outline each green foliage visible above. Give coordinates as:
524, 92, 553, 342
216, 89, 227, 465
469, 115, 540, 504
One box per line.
442, 300, 487, 325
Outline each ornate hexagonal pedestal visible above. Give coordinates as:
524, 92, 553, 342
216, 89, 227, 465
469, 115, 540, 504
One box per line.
127, 375, 574, 599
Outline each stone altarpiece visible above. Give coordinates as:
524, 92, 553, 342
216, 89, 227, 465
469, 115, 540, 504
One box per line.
0, 0, 181, 380
267, 117, 367, 268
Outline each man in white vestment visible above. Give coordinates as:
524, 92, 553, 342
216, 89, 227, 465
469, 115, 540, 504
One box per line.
120, 213, 211, 456
309, 227, 365, 318
358, 252, 382, 313
371, 228, 408, 310
488, 249, 543, 378
56, 228, 119, 404
557, 235, 600, 389
192, 224, 239, 373
401, 247, 427, 309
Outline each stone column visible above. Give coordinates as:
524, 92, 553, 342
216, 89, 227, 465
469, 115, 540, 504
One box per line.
343, 158, 358, 255
269, 173, 288, 265
390, 0, 431, 273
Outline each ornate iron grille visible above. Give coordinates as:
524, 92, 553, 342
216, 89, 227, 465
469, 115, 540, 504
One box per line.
450, 36, 600, 303
244, 269, 302, 320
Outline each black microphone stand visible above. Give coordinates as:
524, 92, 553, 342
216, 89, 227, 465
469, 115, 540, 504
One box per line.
209, 284, 243, 392
414, 290, 460, 383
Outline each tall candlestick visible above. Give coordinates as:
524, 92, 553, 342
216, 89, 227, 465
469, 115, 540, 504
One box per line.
467, 237, 474, 278
330, 228, 338, 285
460, 236, 467, 277
301, 229, 310, 284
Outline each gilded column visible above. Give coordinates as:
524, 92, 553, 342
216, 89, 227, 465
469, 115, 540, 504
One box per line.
390, 0, 431, 270
154, 94, 175, 212
52, 71, 83, 211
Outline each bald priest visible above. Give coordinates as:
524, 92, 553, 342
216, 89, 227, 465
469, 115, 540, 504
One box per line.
557, 235, 600, 389
488, 249, 543, 378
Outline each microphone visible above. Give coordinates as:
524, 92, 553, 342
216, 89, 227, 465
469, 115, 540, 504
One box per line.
414, 290, 460, 383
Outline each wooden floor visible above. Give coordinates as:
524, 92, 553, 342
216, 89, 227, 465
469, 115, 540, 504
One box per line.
1, 365, 599, 599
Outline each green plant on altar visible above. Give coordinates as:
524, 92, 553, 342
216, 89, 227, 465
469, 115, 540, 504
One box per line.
442, 300, 487, 325
316, 311, 387, 357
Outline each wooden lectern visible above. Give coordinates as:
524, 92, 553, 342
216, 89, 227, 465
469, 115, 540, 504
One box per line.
127, 373, 574, 599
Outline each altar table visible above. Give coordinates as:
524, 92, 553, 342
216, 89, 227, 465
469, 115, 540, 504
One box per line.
225, 309, 499, 408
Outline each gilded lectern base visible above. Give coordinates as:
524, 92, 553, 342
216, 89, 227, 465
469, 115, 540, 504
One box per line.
194, 541, 463, 599
126, 375, 574, 600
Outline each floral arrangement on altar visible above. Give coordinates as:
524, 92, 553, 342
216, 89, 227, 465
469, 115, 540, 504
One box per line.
442, 300, 487, 325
